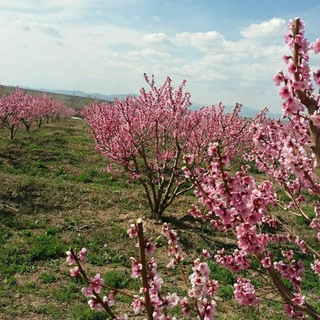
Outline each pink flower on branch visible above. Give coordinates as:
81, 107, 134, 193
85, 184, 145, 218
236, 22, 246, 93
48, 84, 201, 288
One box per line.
82, 273, 105, 297
311, 259, 320, 276
130, 257, 142, 278
311, 111, 320, 127
234, 278, 261, 306
311, 38, 320, 54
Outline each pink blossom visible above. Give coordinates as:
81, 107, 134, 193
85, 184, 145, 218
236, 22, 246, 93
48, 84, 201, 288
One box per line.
184, 154, 195, 165
127, 224, 137, 238
313, 69, 320, 86
261, 256, 272, 268
132, 297, 144, 314
295, 237, 308, 254
77, 247, 87, 262
283, 304, 306, 318
180, 297, 190, 316
282, 249, 294, 261
274, 260, 305, 289
165, 293, 179, 308
311, 259, 320, 276
107, 291, 116, 307
279, 86, 291, 99
215, 249, 250, 272
66, 248, 87, 265
90, 273, 104, 293
208, 142, 218, 156
234, 278, 261, 306
311, 38, 320, 54
145, 241, 156, 256
202, 249, 211, 259
311, 111, 320, 127
88, 298, 104, 311
66, 250, 75, 265
130, 257, 142, 278
282, 55, 291, 64
81, 273, 105, 297
287, 62, 297, 74
291, 293, 305, 306
82, 286, 93, 297
236, 223, 269, 254
70, 266, 80, 277
282, 97, 304, 117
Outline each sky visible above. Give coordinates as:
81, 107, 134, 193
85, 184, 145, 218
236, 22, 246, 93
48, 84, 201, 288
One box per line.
1, 0, 320, 113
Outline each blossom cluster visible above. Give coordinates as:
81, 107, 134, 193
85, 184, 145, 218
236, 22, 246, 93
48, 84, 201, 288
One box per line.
274, 19, 313, 118
250, 116, 320, 206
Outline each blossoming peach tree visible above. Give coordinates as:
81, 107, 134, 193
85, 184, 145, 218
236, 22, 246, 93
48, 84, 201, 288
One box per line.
82, 75, 250, 221
68, 18, 320, 319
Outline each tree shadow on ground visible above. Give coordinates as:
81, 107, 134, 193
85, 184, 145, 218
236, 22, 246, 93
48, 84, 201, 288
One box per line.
162, 214, 236, 253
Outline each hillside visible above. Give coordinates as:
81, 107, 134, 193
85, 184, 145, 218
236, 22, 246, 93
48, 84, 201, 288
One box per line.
0, 85, 109, 111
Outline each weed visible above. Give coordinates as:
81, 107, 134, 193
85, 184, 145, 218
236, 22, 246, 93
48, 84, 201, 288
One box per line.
53, 283, 81, 302
69, 306, 108, 320
218, 284, 234, 301
0, 225, 12, 244
27, 233, 66, 262
208, 260, 237, 285
87, 247, 128, 267
40, 272, 57, 284
103, 270, 131, 289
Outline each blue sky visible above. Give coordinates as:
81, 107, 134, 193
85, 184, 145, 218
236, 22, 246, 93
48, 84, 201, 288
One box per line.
1, 0, 320, 113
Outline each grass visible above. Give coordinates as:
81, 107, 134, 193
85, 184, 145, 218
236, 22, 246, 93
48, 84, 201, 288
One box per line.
0, 118, 319, 319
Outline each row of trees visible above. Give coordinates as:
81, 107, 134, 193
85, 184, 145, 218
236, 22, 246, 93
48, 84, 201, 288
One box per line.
71, 18, 320, 319
0, 87, 76, 139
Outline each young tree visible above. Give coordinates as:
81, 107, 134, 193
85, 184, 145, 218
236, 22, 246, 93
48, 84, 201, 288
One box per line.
0, 88, 26, 139
82, 75, 250, 220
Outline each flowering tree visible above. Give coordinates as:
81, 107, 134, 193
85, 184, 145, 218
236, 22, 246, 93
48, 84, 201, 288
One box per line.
185, 17, 320, 319
83, 75, 250, 221
0, 89, 76, 138
274, 18, 320, 165
67, 219, 219, 319
68, 17, 320, 320
0, 88, 28, 139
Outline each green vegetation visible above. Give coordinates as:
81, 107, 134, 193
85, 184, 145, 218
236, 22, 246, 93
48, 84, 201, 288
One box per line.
0, 117, 318, 319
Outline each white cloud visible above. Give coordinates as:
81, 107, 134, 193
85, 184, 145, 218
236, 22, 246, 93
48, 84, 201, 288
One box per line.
176, 31, 225, 51
0, 2, 296, 113
143, 33, 173, 46
12, 19, 62, 38
240, 18, 286, 40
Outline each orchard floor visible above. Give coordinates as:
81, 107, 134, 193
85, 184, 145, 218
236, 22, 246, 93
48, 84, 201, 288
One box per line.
0, 119, 319, 319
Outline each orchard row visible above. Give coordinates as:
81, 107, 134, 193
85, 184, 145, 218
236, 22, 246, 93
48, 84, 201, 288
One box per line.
0, 87, 76, 139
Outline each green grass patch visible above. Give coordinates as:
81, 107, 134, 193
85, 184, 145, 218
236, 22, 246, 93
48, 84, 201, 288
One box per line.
27, 233, 67, 262
40, 271, 57, 284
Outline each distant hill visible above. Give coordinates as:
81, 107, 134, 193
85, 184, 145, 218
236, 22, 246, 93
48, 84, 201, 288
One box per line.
42, 89, 136, 101
190, 102, 281, 119
1, 85, 282, 118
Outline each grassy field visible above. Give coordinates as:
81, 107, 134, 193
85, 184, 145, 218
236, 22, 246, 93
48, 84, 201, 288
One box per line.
0, 118, 319, 319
